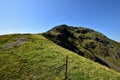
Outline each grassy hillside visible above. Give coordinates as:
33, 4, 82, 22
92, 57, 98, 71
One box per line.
0, 34, 120, 80
43, 24, 120, 72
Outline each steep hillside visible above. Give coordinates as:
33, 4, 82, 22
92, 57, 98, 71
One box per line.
43, 24, 120, 72
0, 34, 120, 80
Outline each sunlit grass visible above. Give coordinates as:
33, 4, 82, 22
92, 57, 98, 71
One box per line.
0, 34, 120, 80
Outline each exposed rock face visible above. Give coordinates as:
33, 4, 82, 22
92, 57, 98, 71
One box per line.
43, 24, 120, 72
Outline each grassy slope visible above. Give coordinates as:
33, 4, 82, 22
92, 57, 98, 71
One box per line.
43, 25, 120, 72
0, 34, 120, 80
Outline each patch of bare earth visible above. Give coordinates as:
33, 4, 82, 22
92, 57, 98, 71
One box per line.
2, 34, 27, 49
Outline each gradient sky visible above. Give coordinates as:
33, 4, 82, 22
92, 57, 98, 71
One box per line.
0, 0, 120, 42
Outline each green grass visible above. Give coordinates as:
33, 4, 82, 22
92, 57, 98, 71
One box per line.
0, 34, 20, 46
43, 25, 120, 72
0, 34, 120, 80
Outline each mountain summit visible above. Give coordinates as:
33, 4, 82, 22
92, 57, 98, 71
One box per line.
0, 26, 120, 79
43, 24, 120, 72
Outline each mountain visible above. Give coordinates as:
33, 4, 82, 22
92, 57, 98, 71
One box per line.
43, 24, 120, 72
0, 34, 120, 80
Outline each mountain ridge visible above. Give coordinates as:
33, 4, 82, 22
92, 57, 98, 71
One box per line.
43, 24, 120, 72
0, 34, 120, 80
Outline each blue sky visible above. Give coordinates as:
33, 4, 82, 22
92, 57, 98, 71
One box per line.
0, 0, 120, 42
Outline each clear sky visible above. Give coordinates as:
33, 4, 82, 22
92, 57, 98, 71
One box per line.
0, 0, 120, 42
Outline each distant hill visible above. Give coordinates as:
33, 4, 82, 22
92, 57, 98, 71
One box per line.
0, 34, 120, 80
43, 24, 120, 72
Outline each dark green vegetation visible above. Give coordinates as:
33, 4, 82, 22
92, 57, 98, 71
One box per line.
0, 34, 120, 80
43, 24, 120, 72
